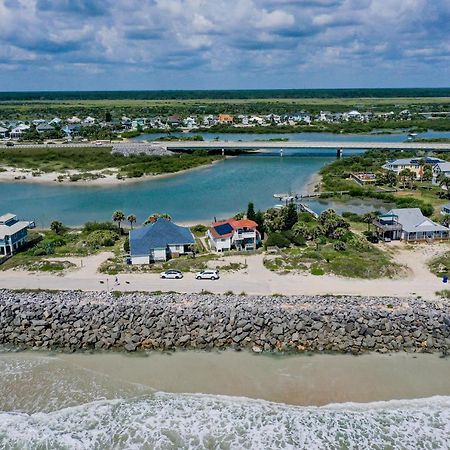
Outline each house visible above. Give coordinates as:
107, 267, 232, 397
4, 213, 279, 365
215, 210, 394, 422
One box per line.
67, 116, 81, 124
36, 123, 55, 134
183, 117, 197, 129
382, 157, 445, 179
343, 110, 362, 121
167, 115, 182, 127
0, 213, 34, 256
129, 218, 195, 264
0, 126, 8, 139
218, 114, 234, 125
350, 172, 377, 186
208, 218, 260, 252
374, 208, 449, 242
32, 119, 47, 126
49, 117, 62, 126
83, 116, 96, 125
288, 112, 311, 124
432, 162, 450, 182
10, 124, 30, 139
203, 115, 217, 127
62, 124, 80, 139
441, 203, 450, 216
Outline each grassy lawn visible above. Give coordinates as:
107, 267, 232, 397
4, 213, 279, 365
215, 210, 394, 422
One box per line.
264, 239, 403, 279
0, 146, 222, 178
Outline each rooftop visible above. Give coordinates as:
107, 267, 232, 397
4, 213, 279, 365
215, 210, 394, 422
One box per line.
130, 218, 194, 256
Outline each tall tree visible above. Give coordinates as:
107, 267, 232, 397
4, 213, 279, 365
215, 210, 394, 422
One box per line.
246, 202, 256, 221
283, 203, 298, 230
254, 210, 265, 239
127, 214, 137, 229
362, 212, 376, 231
112, 210, 125, 231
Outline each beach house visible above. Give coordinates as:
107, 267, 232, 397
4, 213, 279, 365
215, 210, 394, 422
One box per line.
432, 161, 450, 182
208, 218, 260, 252
382, 157, 444, 179
129, 218, 195, 264
374, 208, 449, 242
0, 213, 35, 256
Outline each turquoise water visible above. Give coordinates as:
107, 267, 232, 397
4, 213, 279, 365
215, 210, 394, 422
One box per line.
1, 150, 349, 227
134, 130, 450, 142
2, 130, 449, 227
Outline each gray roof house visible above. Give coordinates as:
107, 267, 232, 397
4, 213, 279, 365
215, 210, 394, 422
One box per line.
374, 208, 449, 242
129, 218, 195, 264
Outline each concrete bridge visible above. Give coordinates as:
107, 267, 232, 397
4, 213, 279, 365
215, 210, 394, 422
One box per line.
3, 140, 450, 152
162, 140, 450, 151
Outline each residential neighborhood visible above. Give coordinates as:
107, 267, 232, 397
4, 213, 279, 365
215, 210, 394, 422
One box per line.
0, 106, 448, 142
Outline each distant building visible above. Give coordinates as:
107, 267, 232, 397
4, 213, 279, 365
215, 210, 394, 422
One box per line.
433, 162, 450, 181
67, 116, 81, 124
0, 213, 34, 256
382, 156, 445, 179
167, 115, 182, 127
218, 114, 234, 125
129, 218, 195, 264
208, 218, 260, 252
0, 126, 8, 139
10, 124, 30, 139
36, 123, 55, 134
350, 172, 377, 186
374, 208, 449, 242
441, 203, 450, 216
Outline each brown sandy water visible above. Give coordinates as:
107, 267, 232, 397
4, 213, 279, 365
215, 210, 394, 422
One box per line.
1, 350, 450, 449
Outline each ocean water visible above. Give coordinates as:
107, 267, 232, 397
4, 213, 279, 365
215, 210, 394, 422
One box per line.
1, 351, 450, 449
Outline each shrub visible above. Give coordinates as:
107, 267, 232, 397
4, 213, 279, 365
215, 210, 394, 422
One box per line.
191, 224, 208, 234
334, 241, 347, 251
265, 232, 291, 249
85, 230, 120, 248
83, 221, 119, 232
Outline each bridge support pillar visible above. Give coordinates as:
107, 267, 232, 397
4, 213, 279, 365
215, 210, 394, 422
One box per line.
280, 148, 283, 157
336, 148, 343, 158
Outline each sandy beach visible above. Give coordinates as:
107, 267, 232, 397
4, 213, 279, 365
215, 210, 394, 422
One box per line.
0, 158, 226, 187
0, 242, 448, 299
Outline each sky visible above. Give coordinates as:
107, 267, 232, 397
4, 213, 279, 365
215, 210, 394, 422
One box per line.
0, 0, 449, 91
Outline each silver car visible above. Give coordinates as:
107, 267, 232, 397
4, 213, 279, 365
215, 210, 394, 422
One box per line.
195, 270, 219, 280
160, 269, 183, 279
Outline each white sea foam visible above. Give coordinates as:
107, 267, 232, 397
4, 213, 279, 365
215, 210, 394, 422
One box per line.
1, 393, 450, 450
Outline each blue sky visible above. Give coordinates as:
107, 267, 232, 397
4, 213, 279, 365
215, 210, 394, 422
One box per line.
0, 0, 449, 91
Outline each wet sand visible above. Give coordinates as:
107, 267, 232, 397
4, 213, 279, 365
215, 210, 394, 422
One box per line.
53, 350, 450, 406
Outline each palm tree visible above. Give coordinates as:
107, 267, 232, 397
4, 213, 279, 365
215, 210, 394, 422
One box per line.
127, 214, 137, 230
112, 210, 125, 231
362, 212, 376, 231
437, 174, 450, 198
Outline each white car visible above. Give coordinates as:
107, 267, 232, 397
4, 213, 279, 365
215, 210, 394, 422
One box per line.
160, 270, 183, 279
195, 270, 219, 280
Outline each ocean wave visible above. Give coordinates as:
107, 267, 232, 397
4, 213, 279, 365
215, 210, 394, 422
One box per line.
1, 393, 450, 449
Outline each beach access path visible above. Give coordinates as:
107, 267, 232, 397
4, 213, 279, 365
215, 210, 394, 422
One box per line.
0, 244, 448, 299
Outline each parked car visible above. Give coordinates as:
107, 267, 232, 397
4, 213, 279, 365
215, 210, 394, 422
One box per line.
6, 141, 14, 147
195, 269, 219, 280
160, 269, 183, 279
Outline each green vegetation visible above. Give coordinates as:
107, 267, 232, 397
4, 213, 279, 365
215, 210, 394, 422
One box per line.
0, 146, 222, 178
428, 252, 450, 278
319, 149, 445, 216
262, 206, 402, 278
0, 222, 124, 272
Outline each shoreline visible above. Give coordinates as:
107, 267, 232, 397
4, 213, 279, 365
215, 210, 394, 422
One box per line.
0, 158, 227, 187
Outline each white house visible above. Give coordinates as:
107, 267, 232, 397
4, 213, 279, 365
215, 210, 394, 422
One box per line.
83, 116, 96, 125
10, 124, 30, 139
129, 218, 195, 264
382, 156, 444, 179
208, 218, 260, 252
374, 208, 449, 242
67, 116, 81, 124
433, 162, 450, 182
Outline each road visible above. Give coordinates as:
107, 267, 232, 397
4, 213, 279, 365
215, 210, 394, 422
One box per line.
2, 140, 450, 151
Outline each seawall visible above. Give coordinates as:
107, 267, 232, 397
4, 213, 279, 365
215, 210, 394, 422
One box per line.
0, 290, 449, 354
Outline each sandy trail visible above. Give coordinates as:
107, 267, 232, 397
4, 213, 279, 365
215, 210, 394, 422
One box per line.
0, 244, 448, 299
